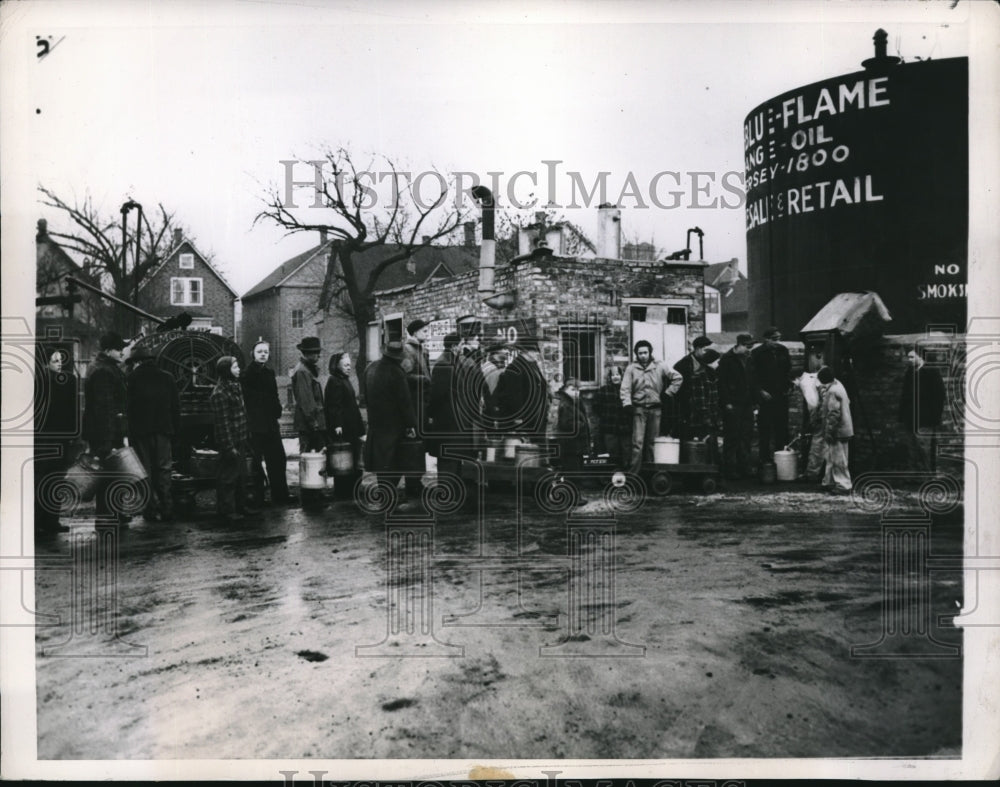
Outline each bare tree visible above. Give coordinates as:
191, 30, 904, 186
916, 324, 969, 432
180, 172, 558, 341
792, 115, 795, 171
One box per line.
38, 186, 181, 334
256, 147, 470, 378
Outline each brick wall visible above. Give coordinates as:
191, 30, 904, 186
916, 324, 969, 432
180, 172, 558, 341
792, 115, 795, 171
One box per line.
376, 256, 708, 442
138, 242, 235, 336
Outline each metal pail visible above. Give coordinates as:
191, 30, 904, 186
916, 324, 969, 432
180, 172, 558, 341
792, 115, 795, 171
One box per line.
105, 446, 148, 482
64, 453, 102, 502
327, 441, 354, 476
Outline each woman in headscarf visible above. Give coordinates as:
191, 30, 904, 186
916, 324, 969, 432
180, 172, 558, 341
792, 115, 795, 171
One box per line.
324, 352, 366, 501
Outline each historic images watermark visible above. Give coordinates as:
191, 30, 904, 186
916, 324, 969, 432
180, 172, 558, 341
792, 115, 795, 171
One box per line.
279, 159, 747, 212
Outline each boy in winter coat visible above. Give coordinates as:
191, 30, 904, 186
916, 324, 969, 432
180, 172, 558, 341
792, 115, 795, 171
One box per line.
210, 356, 258, 521
817, 366, 853, 494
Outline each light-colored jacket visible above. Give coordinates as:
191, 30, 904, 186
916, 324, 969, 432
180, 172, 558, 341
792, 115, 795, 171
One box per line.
620, 360, 683, 408
821, 379, 853, 440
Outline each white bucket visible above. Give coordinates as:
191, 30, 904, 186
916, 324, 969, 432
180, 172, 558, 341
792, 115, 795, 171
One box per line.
774, 450, 798, 481
653, 436, 680, 464
299, 451, 327, 489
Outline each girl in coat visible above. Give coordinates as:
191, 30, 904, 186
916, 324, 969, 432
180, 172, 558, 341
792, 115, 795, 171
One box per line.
325, 352, 366, 500
817, 366, 853, 495
555, 379, 591, 507
210, 356, 256, 521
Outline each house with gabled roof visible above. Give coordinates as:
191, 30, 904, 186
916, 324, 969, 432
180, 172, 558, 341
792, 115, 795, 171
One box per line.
240, 231, 481, 378
703, 257, 748, 334
136, 229, 238, 337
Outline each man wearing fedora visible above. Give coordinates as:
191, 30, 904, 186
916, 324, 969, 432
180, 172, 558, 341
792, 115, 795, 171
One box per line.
83, 331, 130, 524
291, 336, 326, 454
126, 345, 180, 522
364, 340, 418, 505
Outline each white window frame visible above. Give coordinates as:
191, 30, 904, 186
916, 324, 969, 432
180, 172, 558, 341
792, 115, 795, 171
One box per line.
559, 324, 603, 388
170, 277, 203, 306
179, 253, 195, 270
291, 309, 304, 328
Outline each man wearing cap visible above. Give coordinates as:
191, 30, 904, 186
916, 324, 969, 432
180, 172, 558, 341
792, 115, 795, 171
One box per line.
751, 326, 793, 466
673, 337, 715, 434
620, 340, 683, 475
291, 336, 326, 454
83, 332, 130, 523
126, 345, 180, 522
402, 320, 432, 500
674, 339, 722, 462
364, 340, 418, 504
718, 333, 758, 480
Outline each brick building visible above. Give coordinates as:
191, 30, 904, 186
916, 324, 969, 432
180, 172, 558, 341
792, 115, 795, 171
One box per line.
241, 235, 481, 384
374, 237, 708, 439
136, 229, 238, 337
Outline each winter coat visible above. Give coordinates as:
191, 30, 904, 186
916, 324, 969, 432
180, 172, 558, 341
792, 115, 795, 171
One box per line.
556, 392, 591, 458
241, 361, 283, 435
453, 352, 486, 432
673, 353, 718, 428
291, 359, 326, 432
37, 367, 79, 437
821, 380, 854, 440
210, 379, 249, 453
82, 352, 127, 455
717, 349, 757, 408
363, 356, 417, 472
899, 366, 945, 430
620, 360, 682, 408
428, 353, 459, 436
494, 353, 549, 437
127, 361, 180, 437
324, 370, 366, 442
750, 341, 792, 398
593, 382, 630, 435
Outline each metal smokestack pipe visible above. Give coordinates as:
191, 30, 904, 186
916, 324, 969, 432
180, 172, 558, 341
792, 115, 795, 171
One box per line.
472, 185, 496, 297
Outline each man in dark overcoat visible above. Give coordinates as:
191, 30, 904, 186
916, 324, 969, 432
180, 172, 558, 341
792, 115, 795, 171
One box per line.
717, 333, 758, 480
291, 336, 326, 453
899, 348, 947, 472
127, 346, 180, 521
83, 332, 129, 524
428, 333, 462, 479
35, 348, 79, 535
364, 341, 418, 499
751, 326, 793, 463
242, 340, 293, 505
494, 344, 549, 442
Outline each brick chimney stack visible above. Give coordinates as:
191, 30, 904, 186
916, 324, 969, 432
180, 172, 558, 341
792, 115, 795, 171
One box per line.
173, 228, 183, 247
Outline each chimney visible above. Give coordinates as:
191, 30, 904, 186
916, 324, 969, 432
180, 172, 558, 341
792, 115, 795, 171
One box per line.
862, 28, 901, 70
472, 186, 496, 298
596, 203, 622, 259
319, 228, 328, 244
463, 221, 476, 247
422, 235, 431, 245
37, 218, 48, 241
173, 228, 183, 247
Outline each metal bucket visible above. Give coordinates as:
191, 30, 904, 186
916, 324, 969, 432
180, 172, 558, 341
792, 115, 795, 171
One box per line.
653, 437, 680, 464
515, 443, 546, 468
191, 449, 219, 478
774, 450, 798, 481
503, 437, 521, 460
64, 453, 102, 502
299, 451, 327, 490
681, 439, 708, 465
105, 445, 148, 482
326, 441, 354, 476
399, 437, 426, 472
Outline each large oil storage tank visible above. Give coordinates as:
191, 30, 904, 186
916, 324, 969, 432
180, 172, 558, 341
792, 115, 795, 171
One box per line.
744, 30, 968, 336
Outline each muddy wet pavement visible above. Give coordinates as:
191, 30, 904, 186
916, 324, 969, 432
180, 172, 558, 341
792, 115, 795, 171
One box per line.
33, 481, 963, 759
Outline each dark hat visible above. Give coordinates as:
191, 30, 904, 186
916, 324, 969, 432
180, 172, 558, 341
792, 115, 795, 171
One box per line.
817, 366, 835, 384
701, 348, 721, 364
763, 326, 782, 339
562, 377, 580, 389
382, 340, 405, 361
692, 336, 713, 349
407, 318, 429, 336
297, 336, 321, 353
736, 333, 755, 347
99, 332, 126, 352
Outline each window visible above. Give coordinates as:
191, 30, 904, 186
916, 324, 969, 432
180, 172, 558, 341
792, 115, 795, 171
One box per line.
667, 307, 687, 325
705, 291, 720, 314
170, 277, 202, 306
179, 253, 194, 269
291, 309, 304, 328
560, 326, 601, 386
